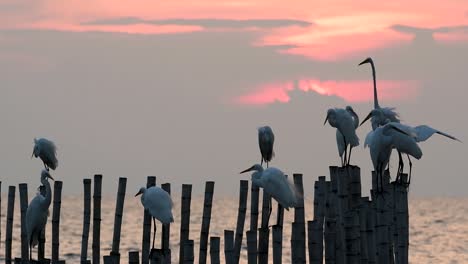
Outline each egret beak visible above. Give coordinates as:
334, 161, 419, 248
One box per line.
323, 114, 329, 126
360, 111, 373, 127
358, 57, 371, 66
31, 151, 34, 159
389, 125, 411, 137
47, 175, 55, 181
135, 190, 143, 197
240, 165, 255, 174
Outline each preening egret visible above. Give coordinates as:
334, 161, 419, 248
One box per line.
325, 107, 360, 166
358, 57, 400, 129
364, 123, 420, 191
135, 186, 174, 253
362, 110, 461, 183
258, 126, 275, 168
240, 164, 298, 226
26, 170, 54, 261
32, 138, 58, 171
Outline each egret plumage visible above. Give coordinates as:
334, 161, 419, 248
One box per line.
325, 107, 360, 166
26, 170, 54, 261
32, 138, 58, 171
364, 123, 420, 191
240, 164, 298, 226
258, 126, 275, 168
135, 186, 174, 253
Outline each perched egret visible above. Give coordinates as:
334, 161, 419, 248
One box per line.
240, 164, 298, 226
26, 170, 54, 261
135, 186, 174, 253
32, 138, 58, 171
359, 57, 400, 129
362, 110, 460, 183
258, 126, 275, 168
364, 123, 420, 191
325, 107, 360, 166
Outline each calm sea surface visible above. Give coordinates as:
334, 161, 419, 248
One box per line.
1, 196, 467, 263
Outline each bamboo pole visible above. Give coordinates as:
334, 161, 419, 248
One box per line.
179, 184, 192, 264
199, 181, 215, 264
93, 174, 103, 264
366, 197, 377, 264
0, 181, 1, 258
292, 174, 306, 264
19, 183, 29, 261
142, 176, 156, 264
224, 230, 234, 264
323, 181, 336, 264
373, 171, 390, 264
308, 220, 323, 264
396, 174, 409, 264
246, 230, 257, 264
359, 197, 369, 264
210, 237, 220, 264
313, 177, 326, 264
161, 183, 172, 263
109, 177, 127, 262
272, 225, 282, 264
250, 184, 260, 231
52, 181, 63, 263
5, 186, 15, 264
129, 252, 140, 264
233, 180, 248, 264
258, 189, 271, 264
81, 179, 92, 264
183, 240, 194, 264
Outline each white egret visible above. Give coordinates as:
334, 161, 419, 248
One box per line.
32, 138, 58, 171
365, 123, 421, 191
26, 169, 54, 261
325, 107, 360, 166
240, 164, 298, 226
135, 186, 174, 253
362, 110, 460, 183
358, 57, 400, 129
258, 126, 275, 168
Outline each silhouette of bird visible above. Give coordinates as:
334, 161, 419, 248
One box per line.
258, 126, 275, 168
26, 170, 54, 261
240, 164, 298, 226
135, 186, 174, 254
32, 138, 58, 171
325, 107, 360, 166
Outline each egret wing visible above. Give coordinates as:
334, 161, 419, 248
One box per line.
414, 125, 460, 142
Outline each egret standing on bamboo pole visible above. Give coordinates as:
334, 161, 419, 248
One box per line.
240, 164, 298, 226
258, 126, 275, 168
324, 107, 360, 166
32, 138, 58, 171
135, 186, 174, 257
26, 169, 54, 261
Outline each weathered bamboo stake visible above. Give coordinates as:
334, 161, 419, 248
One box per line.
142, 176, 156, 264
249, 182, 260, 264
359, 197, 369, 264
210, 237, 220, 264
323, 181, 336, 264
396, 174, 409, 264
161, 183, 172, 263
0, 181, 1, 256
224, 230, 234, 264
179, 184, 192, 264
93, 174, 103, 264
308, 220, 323, 264
246, 230, 257, 264
5, 186, 15, 264
198, 181, 215, 264
272, 225, 282, 264
344, 167, 361, 264
373, 171, 390, 264
292, 173, 306, 264
258, 189, 270, 264
344, 211, 360, 264
108, 177, 127, 263
129, 252, 140, 264
331, 167, 346, 264
19, 183, 29, 261
233, 180, 248, 264
149, 249, 164, 264
52, 181, 63, 263
312, 176, 327, 264
81, 179, 92, 264
366, 195, 377, 264
183, 240, 194, 264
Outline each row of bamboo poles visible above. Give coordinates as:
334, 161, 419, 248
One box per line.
0, 165, 409, 263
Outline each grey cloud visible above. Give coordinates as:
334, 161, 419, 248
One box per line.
83, 17, 313, 28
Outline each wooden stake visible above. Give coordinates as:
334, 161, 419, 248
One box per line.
224, 230, 234, 264
110, 177, 127, 261
272, 225, 282, 264
179, 184, 192, 264
81, 179, 92, 264
209, 237, 220, 264
246, 230, 257, 264
199, 181, 215, 264
5, 186, 15, 264
183, 240, 194, 264
92, 174, 103, 264
19, 183, 29, 261
233, 180, 248, 264
161, 183, 172, 263
52, 181, 63, 262
142, 176, 156, 264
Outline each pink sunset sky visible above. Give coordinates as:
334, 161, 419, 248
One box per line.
2, 0, 467, 105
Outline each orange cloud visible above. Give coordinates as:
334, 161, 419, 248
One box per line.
235, 78, 420, 105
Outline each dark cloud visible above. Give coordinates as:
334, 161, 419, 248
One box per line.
391, 24, 468, 41
83, 17, 312, 28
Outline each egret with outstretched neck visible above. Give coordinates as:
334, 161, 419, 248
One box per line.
258, 126, 275, 168
32, 138, 58, 171
135, 186, 174, 256
240, 164, 298, 226
26, 170, 54, 261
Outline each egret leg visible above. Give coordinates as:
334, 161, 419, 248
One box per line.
266, 161, 269, 168
343, 138, 348, 167
397, 151, 404, 183
407, 155, 413, 187
152, 217, 157, 250
348, 146, 353, 166
268, 199, 272, 227
260, 159, 263, 168
340, 155, 344, 167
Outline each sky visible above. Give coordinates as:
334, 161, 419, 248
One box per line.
0, 0, 467, 197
